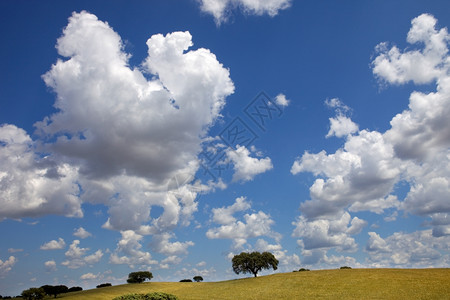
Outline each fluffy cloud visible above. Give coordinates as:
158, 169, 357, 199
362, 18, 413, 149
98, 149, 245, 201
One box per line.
36, 11, 233, 233
291, 13, 450, 266
292, 212, 366, 252
206, 197, 280, 249
0, 256, 16, 277
275, 93, 290, 107
198, 0, 291, 24
150, 232, 194, 256
326, 115, 359, 138
44, 260, 57, 272
1, 11, 235, 269
110, 230, 157, 267
73, 227, 92, 239
365, 230, 450, 267
0, 125, 81, 220
324, 98, 358, 138
40, 238, 66, 250
254, 239, 300, 270
226, 145, 273, 182
372, 14, 448, 85
61, 240, 103, 269
80, 272, 98, 280
291, 129, 401, 219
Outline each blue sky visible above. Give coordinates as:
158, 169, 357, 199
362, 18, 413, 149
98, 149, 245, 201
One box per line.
1, 0, 450, 296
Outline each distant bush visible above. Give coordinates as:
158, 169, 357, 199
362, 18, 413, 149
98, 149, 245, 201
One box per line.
193, 276, 203, 282
340, 266, 352, 269
68, 286, 83, 292
96, 283, 112, 288
298, 268, 310, 272
112, 292, 179, 300
179, 279, 192, 282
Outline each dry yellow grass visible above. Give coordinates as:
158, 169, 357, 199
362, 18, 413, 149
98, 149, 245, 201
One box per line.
60, 268, 450, 300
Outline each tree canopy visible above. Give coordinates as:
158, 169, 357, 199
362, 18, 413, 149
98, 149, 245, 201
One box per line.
127, 271, 153, 283
193, 276, 203, 282
21, 288, 45, 300
40, 285, 68, 298
232, 251, 279, 277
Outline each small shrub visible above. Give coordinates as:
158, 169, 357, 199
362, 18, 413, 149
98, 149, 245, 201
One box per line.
96, 283, 112, 288
112, 292, 179, 300
179, 279, 192, 282
298, 268, 310, 272
340, 266, 352, 269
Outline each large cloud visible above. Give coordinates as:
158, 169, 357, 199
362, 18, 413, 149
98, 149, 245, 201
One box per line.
198, 0, 291, 25
0, 11, 236, 274
0, 10, 234, 252
291, 13, 450, 265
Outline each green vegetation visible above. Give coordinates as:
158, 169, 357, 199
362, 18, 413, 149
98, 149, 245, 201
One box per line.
127, 272, 153, 284
112, 292, 179, 300
232, 251, 279, 277
21, 287, 45, 300
58, 268, 450, 300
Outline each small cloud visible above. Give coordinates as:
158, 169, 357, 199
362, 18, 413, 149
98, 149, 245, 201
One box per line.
0, 256, 17, 277
73, 227, 92, 239
80, 272, 98, 280
198, 0, 292, 25
8, 248, 23, 253
40, 238, 66, 250
325, 98, 351, 113
226, 145, 273, 182
44, 260, 57, 272
275, 93, 290, 107
196, 261, 207, 267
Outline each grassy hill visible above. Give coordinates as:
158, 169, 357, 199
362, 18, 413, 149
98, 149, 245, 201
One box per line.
60, 268, 450, 300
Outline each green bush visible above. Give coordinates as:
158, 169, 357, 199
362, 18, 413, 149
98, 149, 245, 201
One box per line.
340, 266, 352, 269
298, 268, 310, 272
112, 292, 179, 300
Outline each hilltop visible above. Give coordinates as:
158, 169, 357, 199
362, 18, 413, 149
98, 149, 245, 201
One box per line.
59, 268, 450, 300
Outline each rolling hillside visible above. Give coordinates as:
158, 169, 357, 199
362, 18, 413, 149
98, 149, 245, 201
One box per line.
60, 268, 450, 300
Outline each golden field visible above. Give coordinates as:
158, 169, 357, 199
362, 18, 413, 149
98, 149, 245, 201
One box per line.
60, 268, 450, 300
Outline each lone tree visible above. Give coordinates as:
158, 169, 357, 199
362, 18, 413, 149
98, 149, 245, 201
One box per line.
232, 251, 279, 277
40, 285, 68, 298
21, 288, 45, 300
193, 276, 203, 282
127, 271, 153, 283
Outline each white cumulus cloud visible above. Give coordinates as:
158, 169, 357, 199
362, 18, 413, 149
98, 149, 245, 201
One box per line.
61, 240, 103, 269
291, 13, 450, 266
0, 256, 16, 277
40, 238, 66, 250
198, 0, 291, 25
275, 93, 290, 107
110, 230, 158, 268
44, 260, 57, 272
226, 145, 273, 182
206, 196, 280, 249
73, 227, 92, 239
